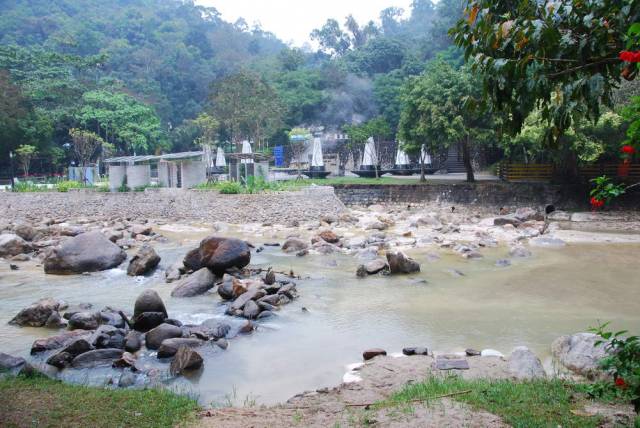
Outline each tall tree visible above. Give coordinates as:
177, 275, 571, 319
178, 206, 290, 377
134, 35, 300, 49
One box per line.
398, 60, 494, 182
15, 144, 37, 177
68, 128, 105, 183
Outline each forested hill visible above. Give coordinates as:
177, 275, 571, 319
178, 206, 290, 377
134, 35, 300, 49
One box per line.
0, 0, 285, 123
0, 0, 463, 171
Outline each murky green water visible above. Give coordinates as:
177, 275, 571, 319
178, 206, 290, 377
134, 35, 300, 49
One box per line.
1, 226, 639, 405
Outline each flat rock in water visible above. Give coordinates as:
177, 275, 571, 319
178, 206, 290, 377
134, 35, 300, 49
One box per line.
10, 298, 61, 327
435, 358, 470, 370
71, 348, 124, 368
157, 338, 203, 358
171, 267, 216, 298
402, 347, 429, 356
170, 346, 203, 375
145, 323, 183, 350
127, 245, 161, 276
363, 348, 387, 361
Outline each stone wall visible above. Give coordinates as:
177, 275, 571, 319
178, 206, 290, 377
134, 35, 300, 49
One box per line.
181, 161, 206, 188
332, 182, 607, 209
126, 165, 151, 189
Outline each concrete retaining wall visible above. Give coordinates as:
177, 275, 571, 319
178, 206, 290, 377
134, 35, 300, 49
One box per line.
181, 161, 206, 188
127, 165, 151, 189
108, 165, 126, 191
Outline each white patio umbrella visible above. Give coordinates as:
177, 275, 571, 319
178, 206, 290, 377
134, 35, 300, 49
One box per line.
362, 137, 378, 166
241, 140, 253, 164
215, 147, 226, 167
311, 137, 324, 167
395, 144, 410, 165
421, 145, 432, 165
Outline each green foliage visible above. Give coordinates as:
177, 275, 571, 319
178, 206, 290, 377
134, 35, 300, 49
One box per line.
217, 181, 244, 194
450, 0, 639, 146
56, 180, 89, 192
0, 374, 198, 428
382, 375, 608, 427
191, 113, 219, 148
590, 323, 640, 412
623, 96, 640, 149
14, 144, 37, 176
12, 181, 43, 192
590, 176, 627, 205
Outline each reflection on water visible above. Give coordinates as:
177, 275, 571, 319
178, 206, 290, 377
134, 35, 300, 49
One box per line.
1, 228, 639, 405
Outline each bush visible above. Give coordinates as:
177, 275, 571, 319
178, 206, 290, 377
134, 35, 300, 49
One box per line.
217, 181, 243, 194
56, 180, 84, 192
12, 181, 43, 192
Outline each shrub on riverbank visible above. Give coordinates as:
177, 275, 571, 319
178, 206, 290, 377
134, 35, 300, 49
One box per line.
0, 374, 198, 428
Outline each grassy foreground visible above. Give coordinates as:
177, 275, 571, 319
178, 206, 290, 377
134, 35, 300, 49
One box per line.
379, 376, 638, 428
0, 374, 199, 428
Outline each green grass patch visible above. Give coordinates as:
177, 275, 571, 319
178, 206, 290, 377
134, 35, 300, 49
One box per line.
379, 375, 615, 428
0, 374, 199, 428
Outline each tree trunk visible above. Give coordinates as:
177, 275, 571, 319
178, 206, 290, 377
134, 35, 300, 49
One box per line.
420, 159, 425, 183
462, 136, 475, 183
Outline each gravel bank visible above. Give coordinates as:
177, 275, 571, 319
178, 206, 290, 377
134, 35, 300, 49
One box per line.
0, 187, 345, 225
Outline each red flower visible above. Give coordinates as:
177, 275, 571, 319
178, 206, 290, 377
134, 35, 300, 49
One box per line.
590, 197, 605, 210
615, 377, 627, 388
621, 145, 635, 155
620, 51, 640, 63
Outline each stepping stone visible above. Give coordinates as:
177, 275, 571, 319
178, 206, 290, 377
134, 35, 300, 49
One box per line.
435, 358, 469, 370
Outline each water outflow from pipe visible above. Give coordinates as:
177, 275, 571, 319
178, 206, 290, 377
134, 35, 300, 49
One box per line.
311, 137, 324, 168
241, 140, 253, 164
215, 147, 227, 167
361, 137, 378, 166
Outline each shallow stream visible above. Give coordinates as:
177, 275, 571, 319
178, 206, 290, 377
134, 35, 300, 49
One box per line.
1, 225, 639, 405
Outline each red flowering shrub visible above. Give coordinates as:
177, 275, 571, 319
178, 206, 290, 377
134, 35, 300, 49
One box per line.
590, 196, 605, 210
616, 377, 628, 389
620, 51, 640, 62
622, 145, 636, 155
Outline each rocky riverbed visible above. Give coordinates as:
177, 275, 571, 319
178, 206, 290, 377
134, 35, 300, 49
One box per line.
2, 190, 640, 414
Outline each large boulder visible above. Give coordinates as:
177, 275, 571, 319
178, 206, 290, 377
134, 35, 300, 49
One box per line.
170, 346, 203, 375
157, 338, 203, 358
0, 352, 28, 375
508, 346, 545, 379
14, 223, 39, 242
386, 251, 420, 274
31, 330, 91, 354
0, 234, 32, 257
171, 268, 216, 298
183, 237, 250, 275
145, 323, 183, 350
133, 289, 168, 319
9, 298, 61, 327
68, 312, 100, 330
127, 245, 161, 276
551, 333, 609, 379
43, 231, 126, 274
133, 312, 166, 332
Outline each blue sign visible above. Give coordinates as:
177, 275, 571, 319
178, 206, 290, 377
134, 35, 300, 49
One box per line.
273, 146, 284, 167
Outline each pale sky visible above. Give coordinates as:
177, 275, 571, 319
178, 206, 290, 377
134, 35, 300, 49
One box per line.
196, 0, 414, 46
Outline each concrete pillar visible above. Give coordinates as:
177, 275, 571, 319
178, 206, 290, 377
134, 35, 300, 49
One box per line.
126, 164, 151, 189
158, 162, 169, 187
181, 161, 206, 188
108, 165, 126, 191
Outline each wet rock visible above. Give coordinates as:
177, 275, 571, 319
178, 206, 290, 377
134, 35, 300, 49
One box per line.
318, 230, 339, 244
171, 267, 216, 298
0, 234, 33, 257
157, 338, 203, 358
118, 371, 137, 387
0, 352, 28, 374
183, 237, 250, 275
515, 207, 543, 222
112, 352, 137, 369
99, 310, 125, 328
11, 253, 30, 262
133, 312, 166, 333
296, 249, 308, 257
68, 312, 100, 330
71, 348, 124, 368
170, 346, 203, 375
257, 310, 273, 319
165, 260, 184, 283
493, 216, 522, 227
62, 303, 93, 320
31, 330, 91, 354
363, 348, 387, 361
145, 323, 183, 350
231, 289, 266, 311
127, 245, 161, 276
495, 259, 511, 267
92, 326, 126, 349
508, 346, 545, 379
14, 223, 38, 241
124, 331, 143, 353
43, 231, 127, 274
103, 230, 123, 243
551, 333, 609, 379
509, 245, 531, 258
45, 311, 67, 328
131, 224, 152, 237
46, 351, 74, 369
386, 251, 420, 274
243, 300, 261, 319
258, 294, 281, 306
530, 236, 567, 248
9, 298, 61, 327
217, 275, 235, 300
61, 338, 93, 357
365, 259, 388, 275
200, 320, 231, 339
215, 338, 229, 350
465, 349, 481, 357
263, 269, 276, 285
239, 321, 254, 334
282, 238, 308, 253
133, 289, 168, 320
164, 318, 183, 327
402, 347, 429, 356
